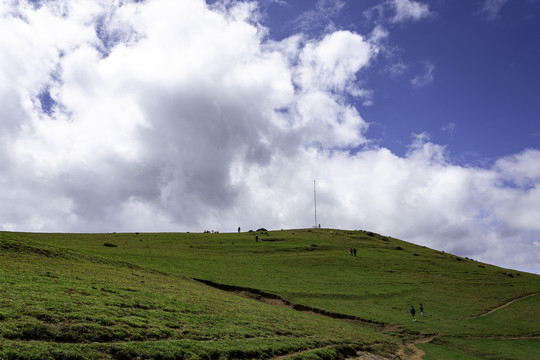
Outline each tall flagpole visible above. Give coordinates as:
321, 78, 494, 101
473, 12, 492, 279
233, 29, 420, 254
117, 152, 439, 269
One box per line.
314, 180, 318, 228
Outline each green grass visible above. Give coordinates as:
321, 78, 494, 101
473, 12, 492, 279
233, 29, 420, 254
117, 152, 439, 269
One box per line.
420, 337, 540, 360
1, 229, 538, 359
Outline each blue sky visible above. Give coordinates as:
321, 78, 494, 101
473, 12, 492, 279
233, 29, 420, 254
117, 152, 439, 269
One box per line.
256, 0, 540, 162
0, 0, 539, 273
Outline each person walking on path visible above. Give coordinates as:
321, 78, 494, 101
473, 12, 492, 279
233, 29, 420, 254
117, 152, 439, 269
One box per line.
410, 305, 416, 321
419, 303, 423, 317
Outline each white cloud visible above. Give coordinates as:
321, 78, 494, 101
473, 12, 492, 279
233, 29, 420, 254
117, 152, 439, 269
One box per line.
0, 0, 539, 274
411, 60, 435, 88
298, 31, 373, 91
494, 149, 540, 188
386, 62, 408, 77
293, 0, 346, 33
231, 140, 540, 273
296, 30, 377, 113
363, 0, 432, 25
391, 0, 432, 23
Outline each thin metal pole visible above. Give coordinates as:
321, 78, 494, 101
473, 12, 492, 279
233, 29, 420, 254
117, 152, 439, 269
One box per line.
314, 180, 318, 228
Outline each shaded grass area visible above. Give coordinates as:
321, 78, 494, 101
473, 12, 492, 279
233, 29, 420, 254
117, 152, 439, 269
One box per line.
2, 229, 539, 359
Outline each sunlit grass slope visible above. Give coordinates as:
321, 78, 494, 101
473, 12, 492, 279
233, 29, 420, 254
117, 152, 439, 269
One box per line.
0, 232, 389, 359
1, 229, 539, 359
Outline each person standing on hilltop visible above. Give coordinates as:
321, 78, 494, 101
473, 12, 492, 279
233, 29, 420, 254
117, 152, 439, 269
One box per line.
410, 305, 416, 321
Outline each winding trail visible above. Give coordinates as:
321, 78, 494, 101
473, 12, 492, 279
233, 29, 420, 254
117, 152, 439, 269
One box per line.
195, 279, 539, 359
194, 278, 386, 326
474, 291, 539, 318
194, 279, 437, 360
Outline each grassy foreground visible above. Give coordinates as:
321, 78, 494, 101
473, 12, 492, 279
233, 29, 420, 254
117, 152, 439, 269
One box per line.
1, 229, 538, 359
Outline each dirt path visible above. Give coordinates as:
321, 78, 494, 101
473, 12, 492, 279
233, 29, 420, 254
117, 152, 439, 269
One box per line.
196, 279, 539, 359
267, 334, 437, 360
475, 291, 539, 318
350, 352, 392, 360
393, 335, 437, 360
194, 278, 439, 360
194, 278, 385, 326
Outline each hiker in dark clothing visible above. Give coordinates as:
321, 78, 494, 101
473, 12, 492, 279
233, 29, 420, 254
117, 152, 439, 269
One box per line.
353, 248, 357, 256
410, 305, 416, 321
419, 303, 423, 317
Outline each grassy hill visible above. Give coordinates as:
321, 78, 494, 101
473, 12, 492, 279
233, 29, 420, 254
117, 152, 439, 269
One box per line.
0, 229, 538, 359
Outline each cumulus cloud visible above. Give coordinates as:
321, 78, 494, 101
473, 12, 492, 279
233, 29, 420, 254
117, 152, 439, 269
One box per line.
0, 0, 374, 228
0, 0, 539, 273
231, 137, 540, 273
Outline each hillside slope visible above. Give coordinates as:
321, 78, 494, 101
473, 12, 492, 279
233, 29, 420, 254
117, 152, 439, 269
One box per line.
0, 232, 390, 359
1, 229, 539, 359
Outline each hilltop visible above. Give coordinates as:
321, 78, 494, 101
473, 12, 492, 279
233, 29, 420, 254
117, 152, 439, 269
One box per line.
1, 229, 538, 359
